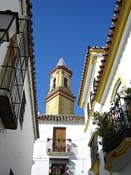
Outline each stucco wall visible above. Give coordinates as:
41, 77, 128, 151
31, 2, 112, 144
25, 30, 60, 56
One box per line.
32, 121, 89, 175
0, 72, 36, 175
0, 1, 36, 174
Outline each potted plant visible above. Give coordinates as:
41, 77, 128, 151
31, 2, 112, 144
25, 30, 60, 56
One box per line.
93, 111, 118, 153
123, 87, 131, 112
123, 87, 131, 97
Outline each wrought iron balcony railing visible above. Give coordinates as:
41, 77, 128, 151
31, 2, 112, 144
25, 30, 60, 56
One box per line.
102, 96, 131, 153
47, 138, 73, 154
0, 18, 29, 129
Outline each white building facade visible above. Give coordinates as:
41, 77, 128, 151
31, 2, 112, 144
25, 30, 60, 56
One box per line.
32, 59, 89, 175
0, 0, 39, 175
32, 116, 89, 175
78, 0, 131, 175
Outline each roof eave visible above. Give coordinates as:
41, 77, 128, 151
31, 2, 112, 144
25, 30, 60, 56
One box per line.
95, 0, 131, 103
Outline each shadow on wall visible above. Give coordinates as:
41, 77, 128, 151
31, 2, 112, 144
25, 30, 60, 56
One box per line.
32, 160, 35, 165
88, 170, 95, 175
71, 143, 77, 159
69, 160, 75, 175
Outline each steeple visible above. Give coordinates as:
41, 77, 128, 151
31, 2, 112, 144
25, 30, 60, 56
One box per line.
49, 58, 72, 91
45, 58, 75, 115
57, 57, 66, 67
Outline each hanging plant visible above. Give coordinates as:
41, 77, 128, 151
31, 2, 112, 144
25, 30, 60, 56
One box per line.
93, 111, 118, 153
123, 87, 131, 112
123, 87, 131, 97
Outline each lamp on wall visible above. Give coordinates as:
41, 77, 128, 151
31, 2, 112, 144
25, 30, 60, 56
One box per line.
0, 10, 19, 44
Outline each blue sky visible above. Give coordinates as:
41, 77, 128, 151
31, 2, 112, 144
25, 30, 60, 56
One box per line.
32, 0, 116, 115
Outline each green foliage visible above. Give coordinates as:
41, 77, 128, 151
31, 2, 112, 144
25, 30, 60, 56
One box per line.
93, 111, 118, 153
124, 87, 131, 97
92, 87, 131, 153
123, 87, 131, 114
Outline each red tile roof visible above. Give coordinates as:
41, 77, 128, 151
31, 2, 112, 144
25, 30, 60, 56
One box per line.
38, 114, 85, 123
26, 0, 39, 138
78, 0, 123, 105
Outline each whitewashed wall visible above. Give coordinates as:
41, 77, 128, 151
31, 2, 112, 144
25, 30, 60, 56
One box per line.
88, 11, 131, 175
0, 0, 36, 174
32, 121, 89, 175
101, 12, 131, 109
0, 75, 36, 175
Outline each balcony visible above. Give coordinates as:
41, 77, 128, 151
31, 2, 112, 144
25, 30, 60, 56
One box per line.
93, 92, 131, 171
47, 138, 74, 157
0, 19, 29, 129
103, 98, 131, 154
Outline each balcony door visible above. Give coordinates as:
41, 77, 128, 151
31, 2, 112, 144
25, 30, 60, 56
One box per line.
53, 127, 66, 152
51, 163, 66, 175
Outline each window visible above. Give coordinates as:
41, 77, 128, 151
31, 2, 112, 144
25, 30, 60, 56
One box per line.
64, 77, 68, 88
50, 164, 66, 175
53, 78, 56, 88
53, 127, 66, 152
0, 18, 29, 129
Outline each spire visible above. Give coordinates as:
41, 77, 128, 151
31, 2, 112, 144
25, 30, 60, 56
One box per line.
57, 57, 66, 67
46, 56, 75, 115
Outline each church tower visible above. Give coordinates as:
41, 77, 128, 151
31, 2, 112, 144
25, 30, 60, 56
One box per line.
45, 58, 75, 115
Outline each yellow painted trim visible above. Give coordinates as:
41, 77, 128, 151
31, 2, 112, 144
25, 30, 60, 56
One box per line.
84, 110, 94, 132
92, 100, 97, 110
88, 132, 96, 146
110, 78, 121, 103
91, 55, 97, 65
105, 137, 131, 170
79, 52, 91, 107
84, 115, 91, 132
95, 0, 131, 103
110, 73, 125, 103
90, 159, 100, 175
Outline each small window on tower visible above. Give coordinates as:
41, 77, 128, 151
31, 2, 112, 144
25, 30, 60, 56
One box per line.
53, 78, 56, 88
64, 77, 68, 88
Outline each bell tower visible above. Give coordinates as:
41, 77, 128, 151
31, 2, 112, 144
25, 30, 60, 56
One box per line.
45, 58, 75, 115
